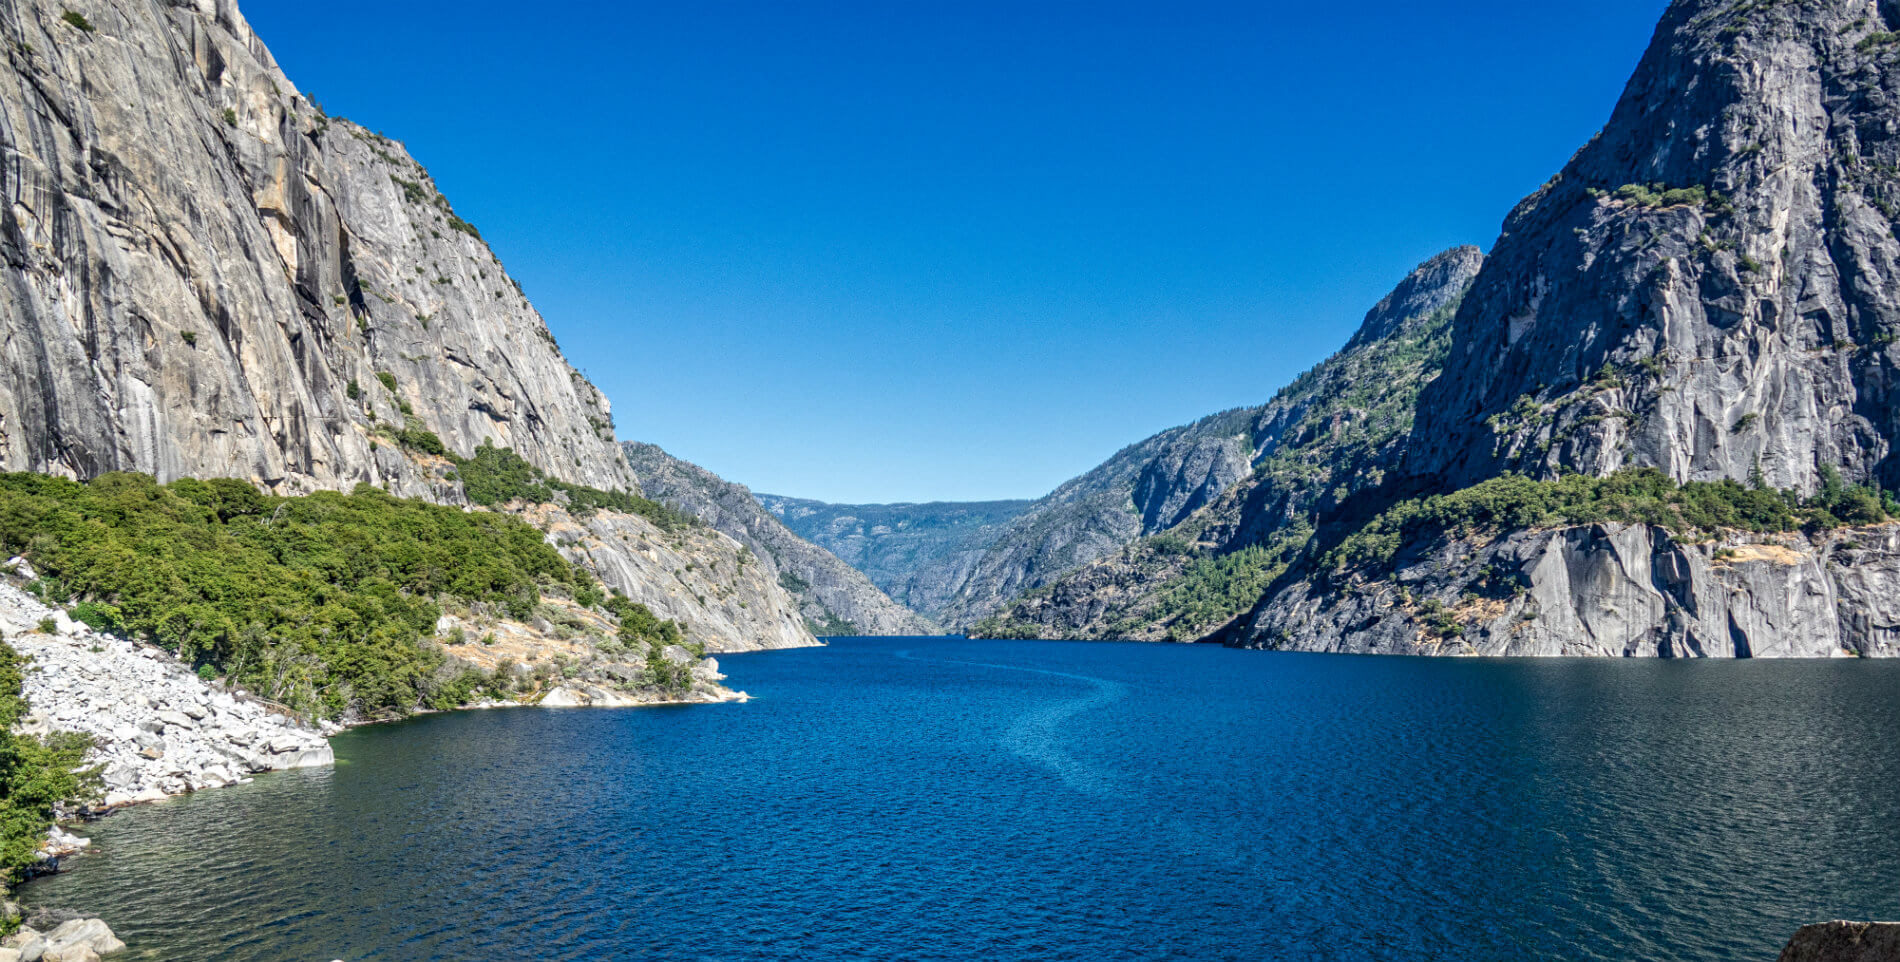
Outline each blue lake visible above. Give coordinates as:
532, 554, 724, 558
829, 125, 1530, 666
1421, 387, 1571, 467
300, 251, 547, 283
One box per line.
26, 638, 1900, 960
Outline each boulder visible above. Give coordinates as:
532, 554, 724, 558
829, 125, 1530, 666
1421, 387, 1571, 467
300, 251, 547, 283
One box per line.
538, 686, 589, 708
1779, 922, 1900, 962
153, 711, 193, 730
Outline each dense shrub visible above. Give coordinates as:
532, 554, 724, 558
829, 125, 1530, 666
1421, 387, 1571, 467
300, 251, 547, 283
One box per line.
0, 472, 586, 718
603, 595, 697, 693
0, 642, 95, 884
455, 441, 696, 530
1329, 468, 1897, 571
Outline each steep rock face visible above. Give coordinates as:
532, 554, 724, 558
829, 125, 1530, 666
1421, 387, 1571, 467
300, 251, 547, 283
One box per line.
1240, 521, 1900, 658
757, 494, 1032, 618
974, 248, 1483, 641
1409, 0, 1900, 497
624, 442, 932, 635
0, 0, 820, 656
0, 0, 632, 495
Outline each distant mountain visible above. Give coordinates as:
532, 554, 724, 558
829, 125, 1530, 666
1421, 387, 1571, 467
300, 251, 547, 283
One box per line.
626, 444, 934, 635
755, 496, 1032, 619
971, 247, 1483, 640
977, 0, 1900, 659
927, 409, 1263, 630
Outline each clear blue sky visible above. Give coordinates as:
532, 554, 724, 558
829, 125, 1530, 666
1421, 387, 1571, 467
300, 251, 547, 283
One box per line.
245, 0, 1669, 503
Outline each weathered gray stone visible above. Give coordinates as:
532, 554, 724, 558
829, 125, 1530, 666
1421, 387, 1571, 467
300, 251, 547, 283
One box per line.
1243, 523, 1900, 658
1779, 922, 1900, 962
1410, 1, 1900, 498
40, 919, 122, 958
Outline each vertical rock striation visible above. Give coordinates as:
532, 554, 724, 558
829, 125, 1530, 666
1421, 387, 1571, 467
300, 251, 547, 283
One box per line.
0, 0, 817, 654
0, 0, 632, 495
1409, 0, 1900, 496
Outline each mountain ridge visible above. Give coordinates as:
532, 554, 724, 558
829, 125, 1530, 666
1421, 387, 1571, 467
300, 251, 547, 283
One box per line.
624, 443, 935, 636
0, 0, 816, 656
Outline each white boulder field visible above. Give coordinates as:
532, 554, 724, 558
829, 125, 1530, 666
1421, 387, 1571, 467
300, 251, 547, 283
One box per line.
0, 580, 333, 809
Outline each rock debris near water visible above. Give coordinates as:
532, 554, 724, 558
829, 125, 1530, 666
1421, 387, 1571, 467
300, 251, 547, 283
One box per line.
0, 578, 332, 811
1, 916, 126, 961
1778, 922, 1900, 962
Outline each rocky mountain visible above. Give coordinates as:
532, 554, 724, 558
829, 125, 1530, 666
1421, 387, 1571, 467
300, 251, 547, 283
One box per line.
624, 442, 934, 635
1227, 0, 1900, 657
757, 494, 1032, 618
0, 0, 627, 496
928, 411, 1262, 629
1403, 0, 1900, 499
0, 0, 814, 655
972, 247, 1483, 640
974, 0, 1900, 658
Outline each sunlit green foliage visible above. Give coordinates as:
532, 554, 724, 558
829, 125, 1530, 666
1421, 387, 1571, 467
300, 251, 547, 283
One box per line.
455, 441, 696, 529
0, 642, 96, 885
1330, 467, 1896, 571
603, 594, 697, 693
1139, 521, 1312, 642
0, 472, 587, 717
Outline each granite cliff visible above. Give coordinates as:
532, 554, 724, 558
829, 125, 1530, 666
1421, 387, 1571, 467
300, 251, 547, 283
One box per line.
974, 248, 1483, 641
969, 0, 1900, 656
1231, 0, 1900, 656
0, 0, 816, 655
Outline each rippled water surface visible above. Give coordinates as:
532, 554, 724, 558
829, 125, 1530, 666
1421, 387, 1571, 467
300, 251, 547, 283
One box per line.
26, 639, 1900, 961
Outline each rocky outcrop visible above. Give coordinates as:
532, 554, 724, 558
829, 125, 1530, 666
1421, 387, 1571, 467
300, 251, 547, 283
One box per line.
963, 0, 1900, 655
0, 0, 819, 656
1240, 522, 1900, 657
1407, 0, 1900, 497
525, 504, 817, 653
0, 0, 633, 496
1779, 922, 1900, 962
3, 917, 126, 961
757, 495, 1032, 619
625, 443, 932, 635
0, 582, 332, 808
972, 248, 1484, 641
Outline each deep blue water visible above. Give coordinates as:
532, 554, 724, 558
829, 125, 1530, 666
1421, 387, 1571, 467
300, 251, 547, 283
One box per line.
25, 638, 1900, 961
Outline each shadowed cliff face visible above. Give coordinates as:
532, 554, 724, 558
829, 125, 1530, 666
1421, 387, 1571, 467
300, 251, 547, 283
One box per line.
0, 0, 631, 496
1409, 0, 1900, 496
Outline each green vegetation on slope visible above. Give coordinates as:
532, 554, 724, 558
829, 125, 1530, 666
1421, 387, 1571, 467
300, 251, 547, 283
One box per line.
448, 441, 698, 531
602, 594, 697, 695
0, 642, 95, 887
1329, 467, 1896, 572
973, 292, 1469, 642
1136, 523, 1312, 642
0, 472, 597, 718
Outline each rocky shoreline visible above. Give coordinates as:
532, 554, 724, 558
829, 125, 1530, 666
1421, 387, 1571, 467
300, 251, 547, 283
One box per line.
0, 564, 752, 958
0, 578, 334, 816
